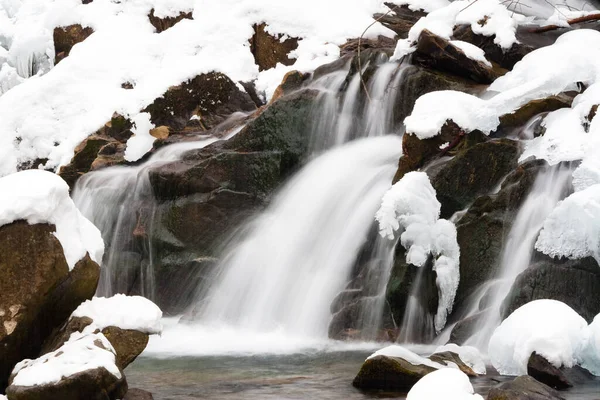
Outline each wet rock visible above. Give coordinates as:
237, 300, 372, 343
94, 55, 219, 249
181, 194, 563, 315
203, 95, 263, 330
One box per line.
269, 70, 310, 103
527, 352, 572, 390
0, 222, 99, 390
374, 3, 427, 38
250, 23, 299, 71
124, 388, 154, 400
487, 375, 565, 400
58, 136, 112, 189
53, 24, 94, 64
429, 138, 520, 217
144, 72, 256, 131
148, 9, 192, 33
414, 29, 502, 84
428, 351, 478, 376
339, 35, 397, 56
449, 311, 485, 345
498, 96, 573, 133
353, 355, 437, 392
328, 296, 395, 341
330, 289, 363, 314
501, 255, 600, 323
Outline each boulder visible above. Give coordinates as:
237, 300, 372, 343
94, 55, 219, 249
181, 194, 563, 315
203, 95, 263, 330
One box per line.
58, 136, 112, 189
527, 352, 571, 390
0, 221, 100, 391
501, 255, 600, 323
428, 351, 478, 377
124, 389, 154, 400
449, 311, 485, 345
429, 138, 520, 217
413, 29, 502, 84
352, 355, 437, 392
250, 23, 298, 71
269, 70, 310, 103
487, 375, 565, 400
148, 9, 192, 33
373, 3, 427, 38
498, 96, 573, 133
6, 333, 127, 400
339, 35, 397, 56
53, 24, 94, 64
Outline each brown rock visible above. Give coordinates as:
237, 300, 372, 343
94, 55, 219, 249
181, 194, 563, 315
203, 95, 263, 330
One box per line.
148, 9, 192, 33
149, 126, 170, 140
429, 351, 478, 376
374, 3, 427, 38
527, 352, 572, 390
269, 70, 309, 103
124, 388, 154, 400
102, 326, 149, 369
0, 222, 100, 391
250, 23, 299, 71
499, 96, 573, 132
487, 375, 565, 400
352, 355, 437, 392
53, 24, 94, 64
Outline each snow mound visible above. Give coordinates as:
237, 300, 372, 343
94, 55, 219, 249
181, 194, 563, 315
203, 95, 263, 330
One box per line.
405, 29, 600, 139
375, 172, 460, 332
0, 0, 393, 175
0, 169, 104, 269
367, 345, 446, 369
72, 294, 163, 335
407, 368, 484, 400
435, 343, 486, 375
488, 300, 589, 375
10, 332, 120, 387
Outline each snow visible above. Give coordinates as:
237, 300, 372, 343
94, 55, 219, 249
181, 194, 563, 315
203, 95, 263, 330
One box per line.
124, 112, 156, 162
0, 0, 394, 176
407, 368, 484, 400
391, 0, 451, 13
450, 40, 492, 67
581, 314, 600, 375
392, 0, 520, 61
488, 300, 589, 375
0, 169, 104, 269
375, 172, 460, 332
71, 294, 163, 334
10, 332, 121, 387
435, 343, 487, 375
405, 29, 600, 139
367, 345, 447, 369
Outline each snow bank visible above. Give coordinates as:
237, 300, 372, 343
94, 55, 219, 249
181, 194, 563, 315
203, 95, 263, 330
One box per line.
392, 0, 520, 61
435, 343, 486, 375
0, 0, 393, 175
406, 29, 600, 139
72, 294, 163, 335
0, 169, 104, 269
407, 368, 484, 400
488, 300, 589, 375
375, 172, 460, 332
367, 345, 446, 369
10, 332, 120, 387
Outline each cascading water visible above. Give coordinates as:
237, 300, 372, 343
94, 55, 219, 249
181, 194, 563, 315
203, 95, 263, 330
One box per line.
194, 136, 402, 339
464, 164, 573, 349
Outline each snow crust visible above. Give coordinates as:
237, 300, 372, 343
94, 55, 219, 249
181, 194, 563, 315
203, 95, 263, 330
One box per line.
406, 29, 600, 139
450, 40, 492, 67
71, 294, 163, 334
488, 300, 589, 375
581, 314, 600, 375
0, 0, 393, 175
11, 332, 121, 387
407, 368, 484, 400
367, 345, 447, 369
375, 172, 460, 332
0, 169, 104, 269
434, 343, 486, 375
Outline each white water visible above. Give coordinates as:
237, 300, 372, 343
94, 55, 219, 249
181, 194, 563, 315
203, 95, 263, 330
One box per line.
195, 136, 402, 339
465, 165, 572, 350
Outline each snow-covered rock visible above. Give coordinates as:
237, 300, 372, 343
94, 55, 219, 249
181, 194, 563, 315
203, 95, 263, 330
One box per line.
375, 172, 460, 332
434, 343, 486, 375
407, 368, 484, 400
488, 300, 589, 375
0, 169, 104, 269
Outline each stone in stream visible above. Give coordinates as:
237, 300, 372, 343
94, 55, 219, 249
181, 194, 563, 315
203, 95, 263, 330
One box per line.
486, 375, 565, 400
124, 388, 154, 400
0, 221, 100, 392
527, 352, 572, 390
352, 355, 437, 392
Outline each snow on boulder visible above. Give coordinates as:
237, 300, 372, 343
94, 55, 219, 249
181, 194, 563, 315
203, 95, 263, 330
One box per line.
434, 343, 486, 375
72, 294, 163, 335
0, 169, 104, 269
407, 368, 484, 400
375, 172, 460, 332
581, 314, 600, 375
488, 300, 589, 376
6, 332, 127, 400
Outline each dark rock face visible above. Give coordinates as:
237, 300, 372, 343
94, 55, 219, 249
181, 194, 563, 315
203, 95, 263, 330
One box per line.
53, 24, 94, 64
502, 255, 600, 323
352, 355, 436, 392
328, 296, 396, 341
414, 29, 502, 84
449, 311, 485, 345
487, 375, 565, 400
250, 23, 298, 71
527, 352, 572, 390
148, 9, 192, 33
144, 72, 257, 132
429, 138, 520, 217
0, 221, 100, 391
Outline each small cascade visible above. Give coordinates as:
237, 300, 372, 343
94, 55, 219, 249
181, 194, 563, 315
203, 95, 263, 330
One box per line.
73, 136, 225, 299
465, 164, 573, 349
194, 135, 402, 338
397, 265, 436, 343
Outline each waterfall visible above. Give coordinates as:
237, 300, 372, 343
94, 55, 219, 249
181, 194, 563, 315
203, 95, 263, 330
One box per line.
194, 135, 402, 338
464, 164, 573, 349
